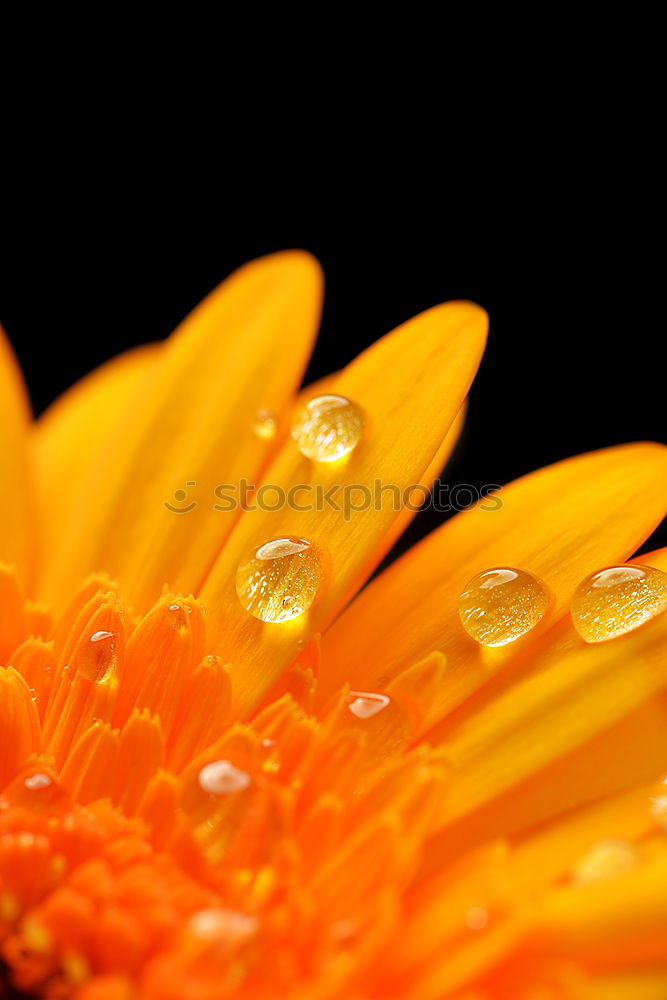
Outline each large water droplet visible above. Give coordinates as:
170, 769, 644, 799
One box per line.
573, 838, 638, 883
458, 567, 550, 647
236, 536, 323, 623
198, 760, 251, 795
571, 564, 667, 643
253, 408, 278, 440
79, 628, 118, 682
291, 394, 366, 462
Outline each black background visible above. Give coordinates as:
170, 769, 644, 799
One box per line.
1, 203, 665, 559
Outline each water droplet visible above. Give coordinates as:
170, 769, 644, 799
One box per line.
347, 691, 390, 719
464, 906, 489, 930
571, 564, 667, 643
253, 408, 278, 440
198, 760, 251, 795
166, 604, 188, 629
235, 536, 324, 623
574, 838, 638, 883
79, 629, 117, 682
24, 774, 52, 792
260, 738, 276, 749
90, 630, 115, 643
291, 394, 366, 462
189, 907, 258, 942
458, 567, 550, 647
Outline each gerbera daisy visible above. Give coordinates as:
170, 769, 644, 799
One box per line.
1, 250, 666, 999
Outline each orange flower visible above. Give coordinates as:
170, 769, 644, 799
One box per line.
1, 251, 667, 999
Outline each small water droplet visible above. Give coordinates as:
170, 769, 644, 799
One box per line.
24, 774, 52, 792
90, 630, 115, 643
253, 408, 278, 440
260, 738, 276, 749
574, 838, 638, 883
189, 907, 258, 942
458, 567, 550, 647
166, 604, 188, 629
464, 906, 489, 930
571, 564, 667, 643
235, 537, 324, 623
198, 760, 251, 795
291, 394, 366, 462
347, 691, 391, 719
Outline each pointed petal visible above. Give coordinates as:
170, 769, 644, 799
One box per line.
0, 667, 41, 787
38, 252, 323, 612
0, 326, 32, 581
322, 443, 667, 711
33, 342, 159, 575
201, 302, 488, 713
440, 582, 667, 827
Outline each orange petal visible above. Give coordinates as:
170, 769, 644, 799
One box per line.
113, 710, 165, 814
439, 586, 667, 827
0, 326, 32, 583
37, 251, 323, 613
43, 596, 125, 766
33, 342, 159, 579
7, 636, 55, 720
201, 301, 487, 713
0, 667, 41, 787
321, 443, 667, 711
59, 722, 120, 804
0, 564, 27, 663
111, 594, 206, 733
167, 654, 232, 772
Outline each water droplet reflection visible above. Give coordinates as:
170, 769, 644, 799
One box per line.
347, 691, 390, 719
571, 564, 667, 643
458, 567, 550, 646
198, 760, 251, 796
291, 394, 366, 462
236, 537, 324, 623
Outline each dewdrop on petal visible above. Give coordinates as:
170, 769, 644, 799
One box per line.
236, 537, 324, 623
458, 567, 550, 647
198, 760, 251, 796
347, 691, 390, 719
571, 564, 667, 643
291, 394, 366, 462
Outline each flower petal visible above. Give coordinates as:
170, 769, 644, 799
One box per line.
38, 251, 323, 612
33, 342, 160, 581
0, 326, 33, 582
200, 301, 488, 712
435, 550, 667, 832
321, 443, 667, 711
